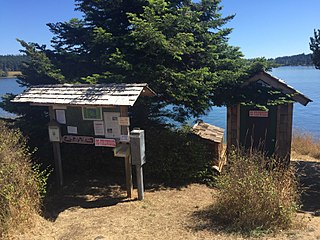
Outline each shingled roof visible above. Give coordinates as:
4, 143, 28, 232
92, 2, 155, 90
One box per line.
192, 121, 224, 143
245, 71, 312, 106
12, 83, 156, 107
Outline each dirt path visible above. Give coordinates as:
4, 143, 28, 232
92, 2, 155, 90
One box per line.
11, 158, 320, 240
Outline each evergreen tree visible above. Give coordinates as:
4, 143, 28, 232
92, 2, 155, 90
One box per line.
310, 29, 320, 69
6, 0, 275, 122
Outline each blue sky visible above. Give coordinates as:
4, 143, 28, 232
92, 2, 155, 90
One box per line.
0, 0, 319, 58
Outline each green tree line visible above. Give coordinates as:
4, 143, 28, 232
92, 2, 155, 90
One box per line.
269, 53, 313, 66
0, 55, 28, 72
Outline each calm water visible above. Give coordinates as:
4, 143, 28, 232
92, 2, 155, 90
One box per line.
0, 78, 24, 118
0, 66, 319, 137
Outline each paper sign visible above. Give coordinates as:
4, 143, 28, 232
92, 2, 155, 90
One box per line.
118, 117, 130, 126
48, 126, 61, 142
62, 135, 94, 145
104, 112, 121, 138
95, 138, 116, 148
249, 110, 269, 118
94, 121, 105, 136
67, 126, 78, 134
120, 134, 130, 142
56, 109, 66, 124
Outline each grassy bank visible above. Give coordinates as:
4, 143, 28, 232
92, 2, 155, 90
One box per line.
292, 131, 320, 160
0, 71, 22, 79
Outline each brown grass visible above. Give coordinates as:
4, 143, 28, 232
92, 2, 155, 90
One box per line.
291, 131, 320, 160
212, 149, 299, 234
6, 71, 22, 77
10, 181, 320, 240
0, 121, 42, 238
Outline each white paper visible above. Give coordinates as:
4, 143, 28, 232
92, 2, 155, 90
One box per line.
94, 121, 105, 136
55, 109, 66, 124
120, 134, 130, 142
103, 112, 121, 138
67, 126, 78, 134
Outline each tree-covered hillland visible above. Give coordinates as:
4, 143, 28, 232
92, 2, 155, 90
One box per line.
269, 53, 313, 67
0, 55, 28, 73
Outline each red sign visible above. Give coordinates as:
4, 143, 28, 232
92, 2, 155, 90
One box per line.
62, 135, 94, 145
95, 138, 116, 148
249, 110, 269, 118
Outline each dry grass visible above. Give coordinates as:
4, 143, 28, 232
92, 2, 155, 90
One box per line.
212, 149, 299, 234
0, 121, 42, 238
292, 131, 320, 160
10, 181, 320, 240
6, 71, 22, 77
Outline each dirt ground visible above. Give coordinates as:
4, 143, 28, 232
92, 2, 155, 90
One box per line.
10, 156, 320, 240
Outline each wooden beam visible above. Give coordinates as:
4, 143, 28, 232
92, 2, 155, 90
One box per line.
120, 106, 133, 198
124, 155, 133, 198
48, 106, 64, 187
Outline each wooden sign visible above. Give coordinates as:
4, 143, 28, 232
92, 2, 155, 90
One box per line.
249, 110, 269, 118
95, 138, 116, 148
118, 117, 130, 126
62, 135, 94, 145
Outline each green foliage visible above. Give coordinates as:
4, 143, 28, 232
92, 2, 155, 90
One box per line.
16, 39, 65, 86
0, 121, 49, 237
13, 0, 276, 122
310, 29, 320, 69
212, 149, 299, 234
144, 125, 216, 184
3, 0, 286, 123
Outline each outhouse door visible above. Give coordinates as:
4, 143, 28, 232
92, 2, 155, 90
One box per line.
239, 105, 277, 156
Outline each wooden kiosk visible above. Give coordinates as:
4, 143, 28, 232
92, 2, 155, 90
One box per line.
227, 71, 312, 162
13, 83, 156, 199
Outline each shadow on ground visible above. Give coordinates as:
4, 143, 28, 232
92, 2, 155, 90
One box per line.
43, 173, 186, 221
43, 174, 135, 221
294, 160, 320, 212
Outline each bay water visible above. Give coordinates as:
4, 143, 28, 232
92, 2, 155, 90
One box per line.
0, 66, 319, 138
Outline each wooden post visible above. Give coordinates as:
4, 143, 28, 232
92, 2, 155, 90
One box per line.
136, 164, 144, 200
48, 106, 63, 187
125, 155, 133, 198
120, 106, 133, 198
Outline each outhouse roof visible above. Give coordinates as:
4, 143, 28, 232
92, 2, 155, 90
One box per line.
192, 121, 224, 143
246, 71, 312, 106
12, 83, 156, 107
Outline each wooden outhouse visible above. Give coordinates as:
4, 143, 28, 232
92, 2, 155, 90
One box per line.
192, 121, 225, 171
227, 71, 312, 162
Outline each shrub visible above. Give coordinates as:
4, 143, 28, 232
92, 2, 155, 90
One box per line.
0, 121, 47, 237
144, 125, 216, 184
292, 131, 320, 159
212, 149, 299, 233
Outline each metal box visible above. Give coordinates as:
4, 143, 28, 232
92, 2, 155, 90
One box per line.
130, 129, 146, 165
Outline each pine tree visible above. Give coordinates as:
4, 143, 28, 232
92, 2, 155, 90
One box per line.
310, 29, 320, 69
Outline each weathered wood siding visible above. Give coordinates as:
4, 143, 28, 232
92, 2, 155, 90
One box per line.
227, 103, 293, 163
275, 103, 293, 162
227, 104, 240, 151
